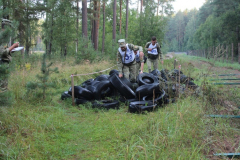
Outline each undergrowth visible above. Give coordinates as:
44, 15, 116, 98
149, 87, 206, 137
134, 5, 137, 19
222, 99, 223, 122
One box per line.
0, 54, 239, 159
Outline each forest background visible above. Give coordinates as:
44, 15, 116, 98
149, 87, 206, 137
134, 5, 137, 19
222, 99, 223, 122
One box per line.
1, 0, 240, 159
1, 0, 240, 63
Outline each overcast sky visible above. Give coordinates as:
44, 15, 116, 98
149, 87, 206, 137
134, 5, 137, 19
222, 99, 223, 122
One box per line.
172, 0, 205, 12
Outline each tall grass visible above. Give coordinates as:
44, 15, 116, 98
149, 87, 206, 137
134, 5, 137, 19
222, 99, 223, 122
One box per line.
0, 54, 239, 159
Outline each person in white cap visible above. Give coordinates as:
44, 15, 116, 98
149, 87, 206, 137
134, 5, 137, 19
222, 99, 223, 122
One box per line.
117, 39, 143, 82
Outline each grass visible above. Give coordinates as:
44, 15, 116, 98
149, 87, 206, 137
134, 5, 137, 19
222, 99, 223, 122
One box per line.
0, 54, 240, 159
182, 54, 240, 71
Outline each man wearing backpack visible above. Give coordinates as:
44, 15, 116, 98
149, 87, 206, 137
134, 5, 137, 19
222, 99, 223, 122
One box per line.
133, 45, 144, 78
0, 19, 20, 92
145, 36, 163, 73
117, 39, 143, 82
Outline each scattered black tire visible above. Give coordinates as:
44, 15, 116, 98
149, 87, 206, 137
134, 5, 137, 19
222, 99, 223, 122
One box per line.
150, 69, 161, 76
94, 75, 109, 81
155, 76, 160, 81
109, 69, 119, 76
61, 91, 71, 100
80, 79, 94, 88
129, 101, 157, 113
179, 74, 188, 83
131, 83, 139, 92
121, 77, 134, 90
75, 97, 88, 105
187, 81, 198, 90
92, 100, 120, 110
68, 86, 93, 100
86, 80, 113, 100
164, 98, 175, 104
118, 96, 138, 104
160, 69, 168, 81
86, 85, 95, 93
137, 73, 159, 86
135, 83, 160, 99
173, 69, 183, 75
142, 89, 165, 105
109, 74, 136, 99
90, 80, 101, 86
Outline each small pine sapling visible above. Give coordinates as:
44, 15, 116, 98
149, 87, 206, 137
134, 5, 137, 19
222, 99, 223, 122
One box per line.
26, 54, 59, 99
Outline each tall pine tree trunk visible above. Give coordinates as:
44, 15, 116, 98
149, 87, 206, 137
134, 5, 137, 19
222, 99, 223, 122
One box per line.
76, 0, 79, 54
48, 11, 53, 55
102, 1, 105, 53
97, 1, 100, 49
93, 0, 99, 50
119, 0, 122, 34
125, 0, 129, 40
25, 0, 29, 55
137, 0, 139, 16
82, 0, 88, 45
140, 0, 143, 40
113, 0, 116, 41
237, 26, 240, 64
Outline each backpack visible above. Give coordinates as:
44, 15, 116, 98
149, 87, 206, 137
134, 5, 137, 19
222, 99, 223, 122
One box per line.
144, 55, 147, 63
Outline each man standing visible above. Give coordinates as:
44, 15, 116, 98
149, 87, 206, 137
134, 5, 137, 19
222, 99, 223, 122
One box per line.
0, 19, 20, 92
145, 36, 163, 73
133, 45, 144, 78
117, 39, 143, 82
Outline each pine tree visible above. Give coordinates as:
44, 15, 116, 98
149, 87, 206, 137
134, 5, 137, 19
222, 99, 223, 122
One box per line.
26, 53, 58, 99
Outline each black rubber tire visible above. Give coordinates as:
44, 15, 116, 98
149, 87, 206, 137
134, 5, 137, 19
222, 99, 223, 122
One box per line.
94, 75, 109, 81
86, 85, 95, 93
131, 83, 139, 92
173, 69, 183, 75
118, 96, 138, 104
68, 86, 93, 100
160, 69, 168, 81
129, 101, 157, 113
92, 100, 120, 110
142, 89, 165, 105
137, 73, 159, 86
187, 81, 198, 90
150, 69, 161, 76
80, 79, 94, 88
121, 77, 134, 90
109, 69, 119, 76
75, 97, 88, 105
168, 69, 183, 77
135, 83, 160, 99
179, 74, 188, 83
61, 91, 71, 100
83, 80, 101, 89
90, 80, 100, 86
164, 98, 175, 104
109, 74, 136, 99
155, 76, 160, 82
86, 80, 113, 100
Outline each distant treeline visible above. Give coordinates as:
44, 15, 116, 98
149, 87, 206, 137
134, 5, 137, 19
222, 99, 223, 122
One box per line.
164, 0, 240, 62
